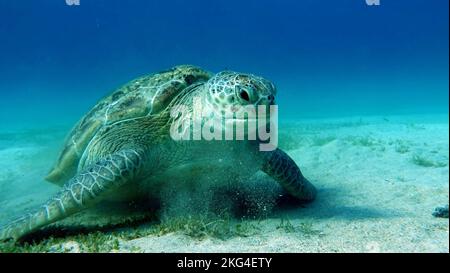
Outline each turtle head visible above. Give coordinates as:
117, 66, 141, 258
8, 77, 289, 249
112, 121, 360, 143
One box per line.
204, 71, 276, 119
171, 70, 277, 148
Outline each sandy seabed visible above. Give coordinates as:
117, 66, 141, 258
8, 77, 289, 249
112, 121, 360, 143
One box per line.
0, 114, 448, 253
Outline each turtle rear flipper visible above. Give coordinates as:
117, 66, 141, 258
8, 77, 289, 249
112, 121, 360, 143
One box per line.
0, 149, 143, 242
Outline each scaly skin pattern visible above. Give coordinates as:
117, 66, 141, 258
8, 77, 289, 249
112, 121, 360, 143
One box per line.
206, 71, 276, 107
0, 66, 317, 242
0, 150, 143, 241
262, 149, 317, 202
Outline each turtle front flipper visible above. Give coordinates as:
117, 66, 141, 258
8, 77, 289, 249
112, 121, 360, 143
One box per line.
261, 149, 317, 202
0, 149, 143, 242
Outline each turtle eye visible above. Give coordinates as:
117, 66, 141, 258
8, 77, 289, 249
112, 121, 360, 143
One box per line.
239, 90, 250, 101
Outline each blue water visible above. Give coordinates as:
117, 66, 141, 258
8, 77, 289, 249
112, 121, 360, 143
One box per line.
0, 1, 449, 252
0, 0, 448, 125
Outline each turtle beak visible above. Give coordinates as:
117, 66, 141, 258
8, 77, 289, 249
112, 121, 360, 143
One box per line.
254, 94, 276, 107
266, 94, 276, 105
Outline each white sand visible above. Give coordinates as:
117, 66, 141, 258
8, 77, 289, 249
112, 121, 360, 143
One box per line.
0, 114, 448, 253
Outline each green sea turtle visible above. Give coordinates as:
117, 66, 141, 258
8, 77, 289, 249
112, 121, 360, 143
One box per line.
0, 65, 316, 242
